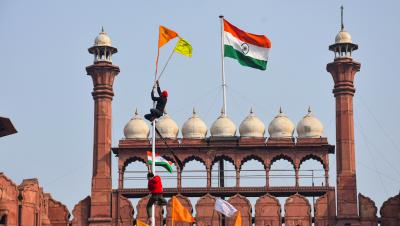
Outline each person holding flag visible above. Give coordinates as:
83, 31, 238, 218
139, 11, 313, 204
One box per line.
146, 172, 167, 224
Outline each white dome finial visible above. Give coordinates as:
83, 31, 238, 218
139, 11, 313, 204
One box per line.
123, 109, 149, 139
182, 109, 208, 139
239, 108, 265, 138
156, 114, 179, 139
268, 108, 294, 138
210, 110, 236, 137
297, 107, 324, 138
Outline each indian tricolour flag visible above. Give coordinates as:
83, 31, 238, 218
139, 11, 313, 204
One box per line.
223, 19, 271, 70
147, 151, 174, 173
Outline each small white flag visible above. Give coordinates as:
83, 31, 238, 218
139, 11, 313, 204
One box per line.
214, 198, 237, 217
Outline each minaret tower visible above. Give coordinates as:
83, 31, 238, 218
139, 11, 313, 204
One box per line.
326, 6, 361, 224
86, 28, 119, 225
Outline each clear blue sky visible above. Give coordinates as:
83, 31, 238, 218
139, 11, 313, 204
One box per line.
1, 0, 399, 214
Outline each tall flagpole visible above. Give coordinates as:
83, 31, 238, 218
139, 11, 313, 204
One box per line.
151, 120, 156, 226
219, 15, 227, 115
218, 15, 226, 226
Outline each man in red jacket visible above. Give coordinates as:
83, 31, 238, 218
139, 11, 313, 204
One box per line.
146, 172, 167, 222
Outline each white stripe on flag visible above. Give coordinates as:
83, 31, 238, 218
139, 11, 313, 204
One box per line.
214, 198, 237, 217
224, 31, 270, 61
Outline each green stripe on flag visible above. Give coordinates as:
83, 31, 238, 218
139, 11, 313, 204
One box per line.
224, 45, 267, 70
148, 160, 173, 173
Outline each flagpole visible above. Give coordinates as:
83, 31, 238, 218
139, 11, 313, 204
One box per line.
219, 15, 227, 115
151, 120, 156, 226
157, 47, 176, 82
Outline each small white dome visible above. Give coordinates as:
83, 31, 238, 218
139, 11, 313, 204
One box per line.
123, 110, 149, 139
268, 108, 294, 138
156, 113, 179, 139
94, 27, 112, 46
210, 110, 236, 137
335, 30, 352, 44
239, 108, 265, 138
182, 108, 208, 139
297, 107, 324, 138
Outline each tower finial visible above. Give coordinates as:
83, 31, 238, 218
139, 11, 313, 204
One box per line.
340, 5, 344, 30
101, 26, 104, 33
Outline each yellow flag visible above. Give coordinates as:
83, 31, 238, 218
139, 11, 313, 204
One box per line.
171, 196, 195, 225
136, 219, 149, 226
234, 211, 242, 226
174, 38, 192, 57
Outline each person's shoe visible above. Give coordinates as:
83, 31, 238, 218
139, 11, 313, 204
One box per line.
147, 217, 152, 225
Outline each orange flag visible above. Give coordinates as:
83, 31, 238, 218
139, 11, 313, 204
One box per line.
171, 196, 195, 225
136, 219, 149, 226
158, 26, 178, 48
156, 26, 179, 74
234, 211, 242, 226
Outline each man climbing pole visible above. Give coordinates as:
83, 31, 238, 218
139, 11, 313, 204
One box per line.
144, 80, 168, 122
146, 172, 167, 224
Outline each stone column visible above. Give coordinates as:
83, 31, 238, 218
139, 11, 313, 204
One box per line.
235, 169, 240, 187
327, 57, 361, 219
86, 61, 119, 225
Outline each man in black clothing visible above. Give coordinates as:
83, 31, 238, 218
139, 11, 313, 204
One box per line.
144, 80, 168, 122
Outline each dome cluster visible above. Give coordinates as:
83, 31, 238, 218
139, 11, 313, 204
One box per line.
123, 107, 324, 140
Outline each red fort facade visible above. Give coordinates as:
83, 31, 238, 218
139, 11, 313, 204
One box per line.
1, 20, 399, 226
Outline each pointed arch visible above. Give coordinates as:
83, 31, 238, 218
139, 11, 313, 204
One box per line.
270, 154, 295, 169
182, 155, 207, 169
123, 156, 147, 171
299, 154, 326, 170
240, 154, 266, 170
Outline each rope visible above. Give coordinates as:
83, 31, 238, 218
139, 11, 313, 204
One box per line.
355, 110, 400, 177
359, 95, 400, 154
356, 118, 390, 196
154, 125, 183, 169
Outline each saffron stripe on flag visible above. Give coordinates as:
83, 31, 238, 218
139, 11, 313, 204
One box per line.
223, 19, 271, 48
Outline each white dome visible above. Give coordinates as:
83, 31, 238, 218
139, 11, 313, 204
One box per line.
156, 113, 179, 139
297, 107, 324, 138
182, 108, 208, 139
94, 27, 112, 46
123, 110, 149, 139
268, 108, 294, 138
210, 111, 236, 137
239, 108, 265, 138
335, 30, 352, 44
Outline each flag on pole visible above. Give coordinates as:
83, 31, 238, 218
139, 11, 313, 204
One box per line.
171, 196, 195, 225
214, 198, 237, 217
223, 18, 271, 70
174, 38, 192, 57
147, 151, 174, 173
234, 211, 242, 226
156, 26, 179, 74
136, 219, 149, 226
